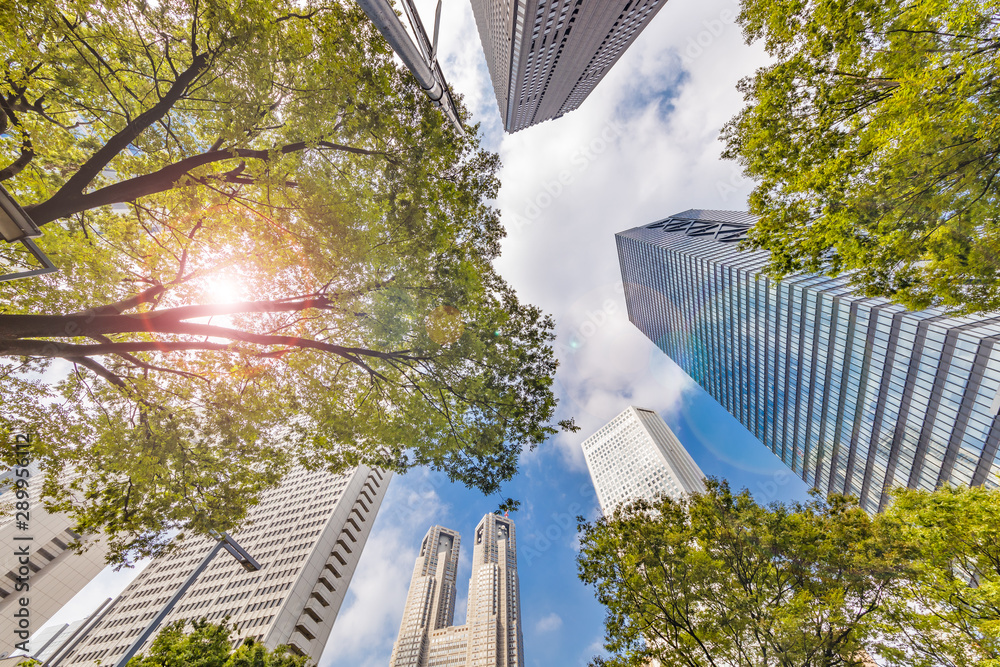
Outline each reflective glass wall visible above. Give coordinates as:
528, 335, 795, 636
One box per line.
618, 210, 1000, 512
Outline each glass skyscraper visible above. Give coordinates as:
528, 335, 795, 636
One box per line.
617, 209, 1000, 513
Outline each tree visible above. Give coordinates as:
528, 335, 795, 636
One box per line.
722, 0, 1000, 314
0, 0, 573, 565
126, 619, 307, 667
879, 485, 1000, 667
576, 480, 910, 667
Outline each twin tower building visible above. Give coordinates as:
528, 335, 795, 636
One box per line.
384, 407, 707, 667
389, 514, 524, 667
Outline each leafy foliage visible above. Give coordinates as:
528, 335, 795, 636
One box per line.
578, 481, 1000, 667
127, 619, 307, 667
0, 0, 572, 565
880, 485, 1000, 666
723, 0, 1000, 313
577, 480, 906, 667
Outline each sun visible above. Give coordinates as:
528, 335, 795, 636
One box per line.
202, 273, 243, 304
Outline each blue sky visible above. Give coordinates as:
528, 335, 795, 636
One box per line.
41, 0, 816, 664
320, 0, 812, 663
321, 380, 811, 667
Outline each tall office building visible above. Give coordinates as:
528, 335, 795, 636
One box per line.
465, 513, 523, 667
58, 466, 390, 665
0, 466, 109, 659
389, 526, 461, 667
617, 209, 1000, 513
581, 406, 706, 514
390, 513, 524, 667
470, 0, 670, 131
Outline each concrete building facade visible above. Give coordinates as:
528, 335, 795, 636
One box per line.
58, 466, 390, 665
389, 525, 461, 667
390, 513, 524, 667
581, 406, 706, 514
617, 209, 1000, 513
469, 0, 671, 131
0, 466, 109, 659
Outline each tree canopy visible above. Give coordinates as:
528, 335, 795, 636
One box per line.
577, 480, 906, 667
126, 619, 307, 667
723, 0, 1000, 314
881, 485, 1000, 666
577, 481, 1000, 667
0, 0, 572, 565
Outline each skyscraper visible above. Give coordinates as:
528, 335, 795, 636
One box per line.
469, 0, 671, 131
582, 406, 706, 514
390, 513, 524, 667
617, 209, 1000, 513
465, 513, 523, 667
389, 526, 461, 667
0, 466, 109, 659
58, 466, 390, 665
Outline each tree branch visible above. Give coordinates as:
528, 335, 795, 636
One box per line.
3, 339, 235, 357
88, 334, 208, 382
27, 139, 391, 224
75, 284, 167, 317
0, 95, 34, 181
27, 52, 210, 225
74, 357, 128, 389
0, 142, 34, 182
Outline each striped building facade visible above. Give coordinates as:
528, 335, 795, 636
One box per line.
59, 466, 389, 665
470, 0, 671, 131
617, 210, 1000, 512
0, 465, 109, 659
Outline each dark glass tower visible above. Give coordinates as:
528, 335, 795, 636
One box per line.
617, 209, 1000, 512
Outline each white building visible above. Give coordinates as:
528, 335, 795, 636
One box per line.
7, 601, 113, 665
391, 513, 524, 667
465, 513, 523, 667
58, 465, 390, 665
0, 466, 109, 659
582, 406, 705, 514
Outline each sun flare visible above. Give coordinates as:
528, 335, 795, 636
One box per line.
202, 274, 243, 304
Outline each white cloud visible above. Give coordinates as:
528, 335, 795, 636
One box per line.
390, 0, 765, 489
584, 635, 607, 663
489, 0, 768, 473
535, 612, 563, 634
